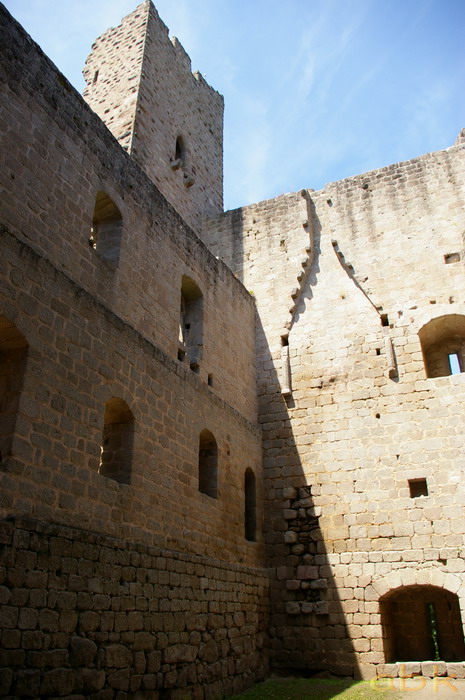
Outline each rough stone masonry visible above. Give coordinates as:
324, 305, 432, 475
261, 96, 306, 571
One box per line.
1, 1, 465, 698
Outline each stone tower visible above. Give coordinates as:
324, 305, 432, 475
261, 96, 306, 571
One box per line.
83, 1, 224, 233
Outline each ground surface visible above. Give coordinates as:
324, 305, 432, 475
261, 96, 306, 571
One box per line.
231, 676, 465, 699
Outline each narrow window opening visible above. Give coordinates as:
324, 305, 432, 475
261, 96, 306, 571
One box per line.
99, 398, 134, 484
177, 349, 185, 362
426, 603, 441, 661
375, 348, 381, 356
448, 353, 461, 375
0, 317, 28, 463
281, 334, 289, 347
207, 374, 213, 386
444, 253, 460, 264
171, 135, 186, 171
93, 70, 99, 84
409, 478, 428, 498
198, 429, 218, 498
380, 313, 389, 327
244, 468, 257, 542
179, 276, 203, 368
90, 191, 123, 265
175, 136, 183, 163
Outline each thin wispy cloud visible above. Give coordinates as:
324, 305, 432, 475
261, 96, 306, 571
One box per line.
4, 0, 464, 211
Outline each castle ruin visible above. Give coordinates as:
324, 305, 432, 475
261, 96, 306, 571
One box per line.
1, 1, 465, 697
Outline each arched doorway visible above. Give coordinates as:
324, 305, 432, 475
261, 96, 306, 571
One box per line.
380, 585, 465, 662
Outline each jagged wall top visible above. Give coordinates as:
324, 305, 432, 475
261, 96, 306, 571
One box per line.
83, 1, 224, 233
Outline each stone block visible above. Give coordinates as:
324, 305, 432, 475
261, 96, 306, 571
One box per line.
313, 601, 329, 615
301, 602, 314, 614
15, 669, 41, 697
107, 667, 130, 691
421, 661, 447, 677
310, 578, 328, 589
165, 644, 198, 664
447, 663, 465, 679
296, 565, 318, 580
285, 602, 300, 615
198, 640, 219, 663
283, 531, 298, 544
285, 579, 301, 590
40, 668, 75, 696
69, 636, 97, 666
104, 643, 132, 668
0, 667, 13, 695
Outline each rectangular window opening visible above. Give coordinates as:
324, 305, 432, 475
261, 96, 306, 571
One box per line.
448, 353, 461, 375
380, 313, 389, 327
409, 478, 428, 498
444, 253, 460, 264
376, 348, 381, 356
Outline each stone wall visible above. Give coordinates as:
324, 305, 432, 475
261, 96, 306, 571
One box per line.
0, 517, 269, 698
0, 3, 249, 426
205, 142, 465, 677
0, 227, 262, 566
0, 6, 269, 695
3, 0, 465, 688
84, 1, 224, 234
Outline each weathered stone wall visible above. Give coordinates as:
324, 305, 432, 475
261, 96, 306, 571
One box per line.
0, 228, 262, 566
83, 1, 224, 234
0, 6, 268, 694
205, 143, 465, 677
0, 2, 253, 426
0, 517, 269, 698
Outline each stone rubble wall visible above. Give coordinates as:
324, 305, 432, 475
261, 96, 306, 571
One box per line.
0, 517, 269, 699
0, 224, 263, 568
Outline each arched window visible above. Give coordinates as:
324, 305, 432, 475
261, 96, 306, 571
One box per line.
380, 585, 465, 662
89, 191, 123, 265
98, 398, 134, 484
419, 315, 465, 378
179, 276, 203, 372
0, 316, 28, 463
244, 468, 257, 541
175, 136, 185, 167
170, 135, 195, 186
198, 429, 218, 498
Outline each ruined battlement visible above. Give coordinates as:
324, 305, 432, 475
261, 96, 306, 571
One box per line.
83, 1, 224, 234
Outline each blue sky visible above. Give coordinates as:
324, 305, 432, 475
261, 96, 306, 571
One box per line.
4, 0, 465, 212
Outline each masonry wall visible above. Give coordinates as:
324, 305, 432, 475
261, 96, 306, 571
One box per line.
205, 142, 465, 677
1, 228, 263, 566
83, 1, 224, 234
0, 517, 269, 698
0, 3, 252, 427
0, 6, 268, 695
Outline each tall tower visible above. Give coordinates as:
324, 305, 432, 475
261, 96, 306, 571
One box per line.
83, 1, 224, 233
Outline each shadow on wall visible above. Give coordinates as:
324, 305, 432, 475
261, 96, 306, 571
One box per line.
254, 209, 360, 677
257, 325, 360, 676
